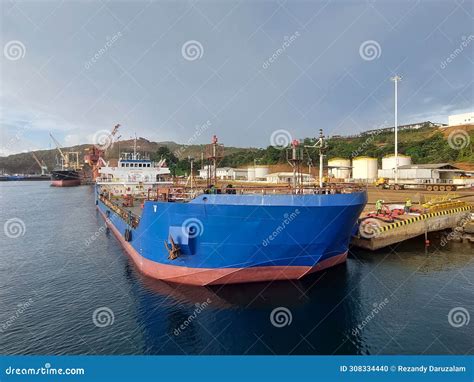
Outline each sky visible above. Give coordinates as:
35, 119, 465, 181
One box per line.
1, 0, 473, 155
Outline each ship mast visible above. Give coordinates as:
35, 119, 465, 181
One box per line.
205, 135, 224, 187
305, 129, 327, 188
287, 139, 304, 192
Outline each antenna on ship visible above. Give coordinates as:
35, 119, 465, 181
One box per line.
133, 133, 137, 159
287, 139, 304, 192
304, 129, 327, 188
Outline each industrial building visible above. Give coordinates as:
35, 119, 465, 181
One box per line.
385, 163, 470, 184
448, 112, 474, 126
264, 172, 314, 184
198, 166, 247, 180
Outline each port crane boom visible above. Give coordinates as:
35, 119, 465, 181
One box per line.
31, 153, 48, 175
49, 132, 69, 168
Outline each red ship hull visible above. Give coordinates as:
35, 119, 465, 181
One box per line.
98, 208, 348, 286
51, 179, 81, 187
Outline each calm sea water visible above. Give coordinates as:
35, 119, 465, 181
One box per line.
0, 181, 472, 355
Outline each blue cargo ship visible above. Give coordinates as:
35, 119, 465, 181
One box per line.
96, 188, 367, 285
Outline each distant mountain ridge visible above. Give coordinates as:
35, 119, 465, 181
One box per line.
0, 125, 472, 175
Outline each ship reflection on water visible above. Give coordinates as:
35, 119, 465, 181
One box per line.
120, 233, 473, 355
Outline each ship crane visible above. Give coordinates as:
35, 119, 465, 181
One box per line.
49, 132, 69, 168
49, 132, 80, 170
31, 153, 48, 175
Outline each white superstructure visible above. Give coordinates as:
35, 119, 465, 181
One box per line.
97, 151, 171, 195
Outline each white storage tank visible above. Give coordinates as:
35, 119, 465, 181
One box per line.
352, 157, 378, 181
254, 165, 269, 179
328, 158, 351, 179
247, 167, 256, 181
382, 154, 411, 170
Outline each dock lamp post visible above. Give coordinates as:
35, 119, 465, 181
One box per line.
391, 75, 402, 184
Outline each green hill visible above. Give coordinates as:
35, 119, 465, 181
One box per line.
0, 126, 472, 175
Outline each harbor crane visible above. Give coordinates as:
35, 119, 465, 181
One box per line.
31, 153, 48, 175
49, 132, 80, 170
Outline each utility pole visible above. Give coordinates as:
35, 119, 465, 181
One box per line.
188, 156, 194, 189
391, 75, 402, 184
